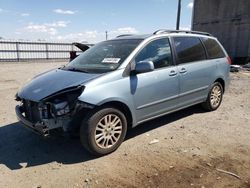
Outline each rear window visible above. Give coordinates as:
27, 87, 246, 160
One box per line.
201, 38, 225, 59
173, 37, 206, 64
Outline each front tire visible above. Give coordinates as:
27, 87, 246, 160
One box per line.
80, 107, 127, 156
202, 82, 223, 111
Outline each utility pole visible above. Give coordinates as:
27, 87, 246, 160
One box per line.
176, 0, 181, 30
105, 31, 108, 40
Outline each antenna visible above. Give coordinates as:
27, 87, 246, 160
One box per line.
105, 31, 108, 40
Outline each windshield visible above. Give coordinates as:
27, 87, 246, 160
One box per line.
63, 39, 142, 74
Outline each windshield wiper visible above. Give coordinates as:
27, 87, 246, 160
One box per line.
58, 65, 66, 70
65, 67, 89, 73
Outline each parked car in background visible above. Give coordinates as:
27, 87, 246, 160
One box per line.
242, 62, 250, 71
15, 30, 230, 156
230, 65, 240, 72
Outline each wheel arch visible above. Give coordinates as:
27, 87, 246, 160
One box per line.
214, 78, 225, 93
97, 101, 134, 129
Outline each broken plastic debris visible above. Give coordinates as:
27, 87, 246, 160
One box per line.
149, 139, 159, 145
19, 162, 28, 168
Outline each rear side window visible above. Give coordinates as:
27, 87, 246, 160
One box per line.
201, 38, 225, 59
173, 37, 206, 64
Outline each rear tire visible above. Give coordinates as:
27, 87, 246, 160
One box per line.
202, 82, 223, 111
80, 107, 127, 156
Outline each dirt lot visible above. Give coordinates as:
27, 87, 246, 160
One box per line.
0, 62, 249, 188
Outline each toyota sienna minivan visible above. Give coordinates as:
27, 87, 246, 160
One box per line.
15, 30, 230, 155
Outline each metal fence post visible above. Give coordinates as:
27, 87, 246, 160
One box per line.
45, 43, 49, 59
16, 42, 20, 61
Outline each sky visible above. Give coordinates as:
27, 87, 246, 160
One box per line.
0, 0, 194, 43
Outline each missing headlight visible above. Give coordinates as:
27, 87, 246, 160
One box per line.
41, 86, 85, 118
50, 100, 70, 117
38, 103, 49, 119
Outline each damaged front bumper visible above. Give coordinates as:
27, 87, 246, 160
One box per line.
15, 84, 96, 137
15, 105, 50, 136
15, 100, 95, 137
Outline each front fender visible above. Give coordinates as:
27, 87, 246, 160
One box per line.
77, 76, 137, 126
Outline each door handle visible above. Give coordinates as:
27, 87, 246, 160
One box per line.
169, 70, 177, 76
179, 68, 187, 73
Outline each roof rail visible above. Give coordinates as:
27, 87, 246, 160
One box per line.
116, 34, 134, 38
153, 29, 212, 36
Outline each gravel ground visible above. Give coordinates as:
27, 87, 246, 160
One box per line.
0, 62, 249, 188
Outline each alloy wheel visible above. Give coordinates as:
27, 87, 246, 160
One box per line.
94, 114, 122, 149
210, 85, 222, 108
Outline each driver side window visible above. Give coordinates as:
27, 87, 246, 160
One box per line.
135, 38, 173, 69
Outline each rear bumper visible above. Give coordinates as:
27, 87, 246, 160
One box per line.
15, 105, 49, 136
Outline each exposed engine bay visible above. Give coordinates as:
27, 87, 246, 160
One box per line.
15, 86, 94, 136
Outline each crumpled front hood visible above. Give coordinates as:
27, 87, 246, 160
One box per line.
18, 68, 100, 101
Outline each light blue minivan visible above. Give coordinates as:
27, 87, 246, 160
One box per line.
16, 30, 230, 155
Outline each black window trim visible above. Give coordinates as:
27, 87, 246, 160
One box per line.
199, 37, 209, 60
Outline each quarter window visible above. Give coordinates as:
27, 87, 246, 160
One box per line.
201, 38, 225, 59
135, 38, 173, 69
173, 37, 206, 64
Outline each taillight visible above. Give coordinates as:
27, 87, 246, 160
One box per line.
227, 57, 232, 65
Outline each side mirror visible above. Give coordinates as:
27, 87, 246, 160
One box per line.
134, 61, 154, 74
